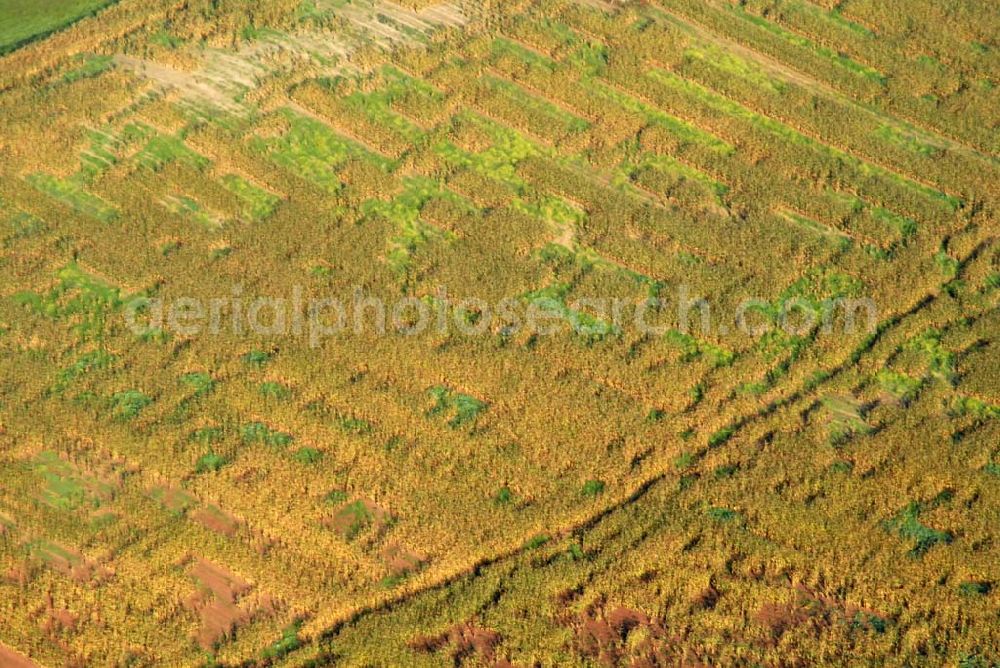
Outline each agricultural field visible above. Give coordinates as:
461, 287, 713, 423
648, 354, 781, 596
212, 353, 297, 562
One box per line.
0, 0, 117, 55
0, 0, 997, 666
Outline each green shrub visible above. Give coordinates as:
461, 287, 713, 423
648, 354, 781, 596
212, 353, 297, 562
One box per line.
673, 452, 695, 469
261, 621, 302, 660
426, 386, 488, 428
829, 460, 854, 474
525, 534, 550, 550
713, 464, 739, 479
110, 390, 151, 421
495, 486, 514, 505
645, 408, 666, 423
181, 372, 215, 397
292, 447, 323, 464
241, 349, 271, 366
707, 507, 739, 523
708, 426, 735, 448
958, 581, 991, 597
195, 452, 227, 474
259, 381, 291, 400
337, 415, 372, 434
323, 490, 348, 505
241, 422, 293, 447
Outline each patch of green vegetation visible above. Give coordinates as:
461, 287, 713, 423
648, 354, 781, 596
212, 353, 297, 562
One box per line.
362, 176, 465, 275
494, 486, 515, 505
645, 408, 666, 423
673, 452, 695, 469
876, 370, 922, 404
436, 112, 545, 191
61, 53, 113, 83
261, 621, 302, 660
241, 349, 272, 366
1, 203, 46, 246
56, 349, 116, 390
221, 174, 280, 221
167, 231, 194, 254
736, 381, 768, 396
195, 452, 227, 474
648, 67, 959, 210
825, 6, 875, 37
380, 574, 408, 589
240, 422, 293, 447
708, 426, 736, 448
26, 173, 117, 222
907, 328, 957, 385
581, 479, 605, 497
259, 381, 291, 400
514, 194, 585, 229
181, 372, 215, 398
76, 128, 124, 181
426, 386, 488, 429
150, 27, 183, 48
871, 206, 917, 240
292, 447, 323, 464
135, 134, 209, 171
713, 464, 739, 479
109, 389, 152, 421
336, 414, 372, 435
829, 460, 854, 474
309, 264, 332, 278
525, 534, 551, 550
259, 109, 394, 193
26, 539, 82, 568
323, 490, 348, 505
874, 124, 940, 157
34, 451, 113, 511
934, 244, 959, 278
319, 75, 425, 144
776, 267, 864, 314
532, 16, 580, 48
883, 500, 953, 557
136, 326, 169, 344
823, 395, 873, 446
948, 395, 1000, 421
161, 195, 222, 229
684, 44, 787, 93
958, 581, 991, 597
851, 611, 887, 634
665, 329, 735, 368
568, 40, 609, 76
523, 283, 620, 343
381, 62, 440, 95
335, 501, 375, 541
0, 0, 116, 56
707, 506, 740, 523
191, 426, 224, 444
